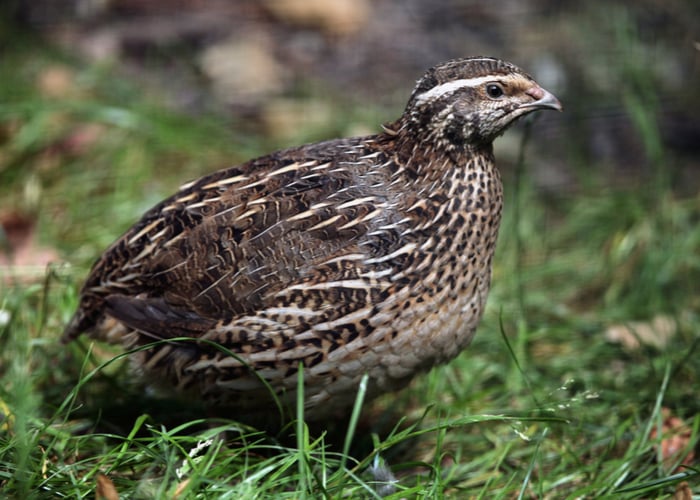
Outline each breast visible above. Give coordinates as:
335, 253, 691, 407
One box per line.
307, 155, 505, 398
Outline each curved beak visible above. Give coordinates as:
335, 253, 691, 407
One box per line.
520, 86, 563, 112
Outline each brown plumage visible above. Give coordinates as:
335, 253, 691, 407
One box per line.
63, 57, 561, 421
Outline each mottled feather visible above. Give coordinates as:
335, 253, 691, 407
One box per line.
63, 57, 561, 421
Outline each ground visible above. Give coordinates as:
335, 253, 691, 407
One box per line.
0, 1, 699, 497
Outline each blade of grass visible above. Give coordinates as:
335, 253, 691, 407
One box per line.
340, 372, 369, 472
499, 313, 541, 407
517, 426, 548, 500
296, 362, 308, 496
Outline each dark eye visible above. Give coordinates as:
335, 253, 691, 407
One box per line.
486, 83, 504, 99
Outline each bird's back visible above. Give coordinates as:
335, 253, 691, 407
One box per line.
63, 130, 501, 417
63, 56, 560, 421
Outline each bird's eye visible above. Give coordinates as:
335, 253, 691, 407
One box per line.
486, 83, 505, 99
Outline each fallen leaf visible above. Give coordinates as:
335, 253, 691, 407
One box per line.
199, 33, 288, 104
649, 408, 695, 473
261, 98, 333, 140
0, 210, 60, 284
48, 123, 106, 157
36, 65, 76, 99
96, 473, 119, 500
604, 315, 677, 350
263, 0, 369, 36
674, 481, 692, 500
173, 478, 190, 499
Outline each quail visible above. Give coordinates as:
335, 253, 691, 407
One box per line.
63, 57, 561, 421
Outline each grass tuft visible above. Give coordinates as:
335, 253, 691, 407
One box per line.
1, 26, 699, 498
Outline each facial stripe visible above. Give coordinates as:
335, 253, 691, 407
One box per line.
414, 76, 502, 106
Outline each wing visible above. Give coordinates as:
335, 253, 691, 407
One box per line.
63, 136, 406, 343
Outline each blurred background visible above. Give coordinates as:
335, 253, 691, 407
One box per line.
0, 1, 699, 495
2, 0, 700, 353
1, 0, 698, 352
2, 0, 699, 316
3, 0, 699, 181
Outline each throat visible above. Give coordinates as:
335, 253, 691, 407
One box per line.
382, 127, 496, 190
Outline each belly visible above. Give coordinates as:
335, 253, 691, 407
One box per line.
300, 263, 494, 414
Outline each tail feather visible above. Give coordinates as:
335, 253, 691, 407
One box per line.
61, 309, 91, 344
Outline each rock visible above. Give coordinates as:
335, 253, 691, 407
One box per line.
260, 97, 333, 140
199, 34, 288, 105
262, 0, 370, 36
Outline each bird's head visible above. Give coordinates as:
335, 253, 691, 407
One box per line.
403, 57, 562, 148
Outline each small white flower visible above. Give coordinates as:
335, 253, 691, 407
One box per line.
176, 438, 214, 479
0, 309, 10, 327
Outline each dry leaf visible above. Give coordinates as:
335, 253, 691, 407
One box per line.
673, 481, 693, 500
674, 481, 692, 500
263, 0, 369, 36
199, 34, 287, 104
261, 98, 333, 140
46, 123, 106, 159
0, 210, 60, 284
173, 478, 190, 499
37, 65, 76, 99
604, 315, 677, 350
649, 408, 695, 473
96, 473, 119, 500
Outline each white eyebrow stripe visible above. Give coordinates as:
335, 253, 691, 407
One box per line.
414, 76, 499, 105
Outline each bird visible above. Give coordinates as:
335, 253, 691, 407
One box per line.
62, 56, 561, 423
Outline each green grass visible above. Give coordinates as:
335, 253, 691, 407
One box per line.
1, 32, 699, 498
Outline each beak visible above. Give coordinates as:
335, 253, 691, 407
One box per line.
520, 86, 563, 112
